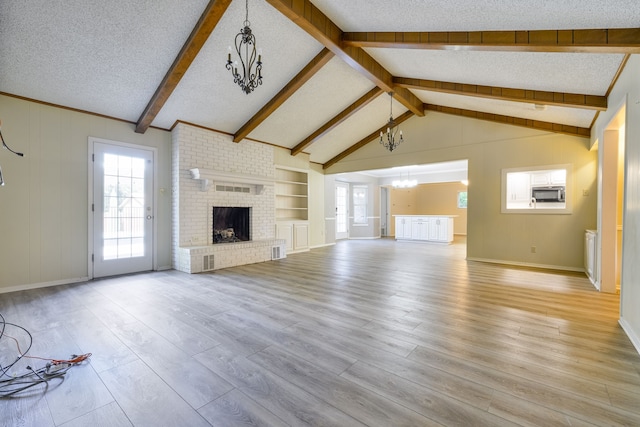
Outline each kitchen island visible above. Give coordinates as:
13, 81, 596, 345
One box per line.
394, 215, 457, 244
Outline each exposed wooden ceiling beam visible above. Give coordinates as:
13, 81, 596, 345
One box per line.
424, 104, 591, 138
342, 28, 640, 53
323, 111, 415, 170
291, 87, 384, 156
265, 0, 424, 117
233, 48, 334, 142
394, 77, 607, 111
135, 0, 232, 134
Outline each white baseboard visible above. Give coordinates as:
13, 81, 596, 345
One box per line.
348, 236, 381, 240
157, 265, 173, 271
466, 257, 584, 273
0, 277, 90, 294
619, 318, 640, 356
310, 243, 336, 249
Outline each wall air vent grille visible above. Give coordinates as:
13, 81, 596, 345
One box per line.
202, 254, 215, 271
215, 185, 251, 193
272, 245, 286, 260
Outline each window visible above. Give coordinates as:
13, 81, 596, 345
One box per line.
457, 191, 468, 208
501, 164, 572, 214
353, 185, 368, 225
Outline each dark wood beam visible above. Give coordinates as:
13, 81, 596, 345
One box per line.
265, 0, 424, 117
233, 48, 334, 142
323, 111, 415, 169
135, 0, 232, 134
394, 77, 607, 111
424, 104, 591, 138
291, 87, 384, 156
343, 28, 640, 53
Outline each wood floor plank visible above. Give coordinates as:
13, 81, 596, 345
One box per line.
487, 389, 601, 427
408, 345, 640, 426
341, 361, 518, 426
198, 389, 289, 427
249, 345, 442, 427
194, 345, 367, 426
215, 309, 358, 375
284, 321, 499, 411
0, 392, 55, 427
108, 318, 233, 409
99, 359, 210, 427
58, 401, 133, 427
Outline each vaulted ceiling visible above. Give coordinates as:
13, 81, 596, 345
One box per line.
1, 0, 638, 169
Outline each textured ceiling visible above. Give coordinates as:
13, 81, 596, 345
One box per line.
0, 0, 635, 167
311, 0, 640, 31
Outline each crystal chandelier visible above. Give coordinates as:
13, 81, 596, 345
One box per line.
379, 92, 404, 152
226, 0, 263, 94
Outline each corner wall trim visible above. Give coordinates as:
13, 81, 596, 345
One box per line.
0, 277, 90, 295
619, 318, 640, 356
309, 243, 336, 249
465, 257, 584, 273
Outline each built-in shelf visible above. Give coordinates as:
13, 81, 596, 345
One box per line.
275, 166, 310, 254
275, 167, 308, 221
189, 168, 274, 193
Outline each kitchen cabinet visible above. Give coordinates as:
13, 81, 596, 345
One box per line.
395, 216, 412, 240
507, 173, 531, 203
394, 215, 456, 243
411, 218, 429, 240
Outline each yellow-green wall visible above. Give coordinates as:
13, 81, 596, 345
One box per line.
0, 94, 172, 291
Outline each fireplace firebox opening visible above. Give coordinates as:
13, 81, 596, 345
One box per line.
212, 207, 251, 244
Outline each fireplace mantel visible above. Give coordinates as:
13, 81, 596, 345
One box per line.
189, 168, 274, 194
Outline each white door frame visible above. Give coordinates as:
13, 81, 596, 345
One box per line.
335, 182, 349, 240
88, 137, 158, 278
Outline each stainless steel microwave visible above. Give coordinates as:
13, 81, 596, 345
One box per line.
531, 185, 565, 203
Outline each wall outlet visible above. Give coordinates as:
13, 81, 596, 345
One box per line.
531, 246, 537, 253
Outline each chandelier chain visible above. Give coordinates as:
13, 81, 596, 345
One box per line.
379, 92, 404, 152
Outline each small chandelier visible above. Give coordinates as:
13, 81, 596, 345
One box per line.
0, 119, 25, 187
392, 168, 417, 188
226, 0, 263, 95
379, 92, 404, 152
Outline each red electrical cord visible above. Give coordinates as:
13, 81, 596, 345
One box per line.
3, 332, 91, 365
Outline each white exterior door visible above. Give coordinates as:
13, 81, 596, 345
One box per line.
335, 182, 349, 240
91, 140, 154, 278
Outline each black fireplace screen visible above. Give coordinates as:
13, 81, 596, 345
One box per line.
212, 207, 251, 243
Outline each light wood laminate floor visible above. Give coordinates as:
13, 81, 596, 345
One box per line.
1, 238, 639, 426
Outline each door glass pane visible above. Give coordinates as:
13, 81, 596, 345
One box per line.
103, 153, 146, 260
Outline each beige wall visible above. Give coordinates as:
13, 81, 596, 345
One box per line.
0, 94, 172, 292
326, 111, 597, 271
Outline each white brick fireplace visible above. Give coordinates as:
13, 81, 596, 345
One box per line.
172, 123, 285, 273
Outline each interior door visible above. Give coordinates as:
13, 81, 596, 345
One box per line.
380, 186, 389, 236
335, 182, 349, 240
92, 140, 154, 278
